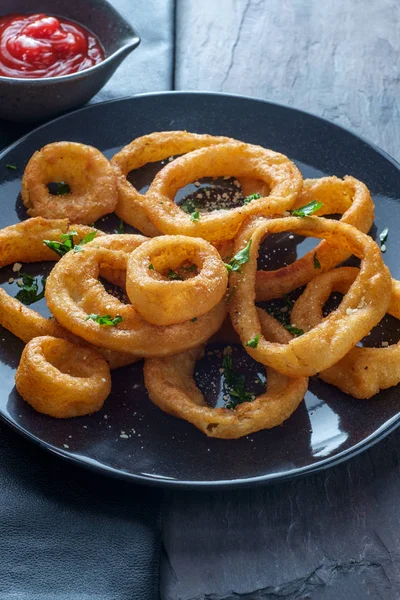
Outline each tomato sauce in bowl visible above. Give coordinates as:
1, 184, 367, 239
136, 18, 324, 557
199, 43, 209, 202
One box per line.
0, 13, 104, 78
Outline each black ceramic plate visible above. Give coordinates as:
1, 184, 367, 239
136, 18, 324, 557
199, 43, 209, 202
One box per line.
1, 92, 400, 489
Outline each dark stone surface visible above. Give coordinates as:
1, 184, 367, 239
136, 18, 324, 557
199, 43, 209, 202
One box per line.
161, 1, 400, 598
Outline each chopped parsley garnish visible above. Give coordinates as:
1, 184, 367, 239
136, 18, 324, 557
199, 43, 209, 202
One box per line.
285, 325, 304, 337
225, 239, 252, 272
223, 347, 254, 409
54, 181, 70, 195
191, 211, 200, 222
117, 220, 125, 234
313, 253, 321, 269
191, 317, 198, 322
148, 264, 155, 270
246, 334, 260, 348
266, 295, 294, 326
180, 198, 198, 214
15, 273, 46, 305
167, 269, 183, 281
85, 314, 123, 326
379, 227, 389, 252
44, 230, 96, 257
226, 286, 236, 303
243, 193, 261, 204
43, 231, 78, 257
6, 164, 17, 170
73, 231, 97, 253
290, 200, 323, 218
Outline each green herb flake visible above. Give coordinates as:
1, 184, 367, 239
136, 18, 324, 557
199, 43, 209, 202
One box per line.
379, 227, 389, 252
43, 230, 78, 257
180, 198, 198, 214
6, 164, 17, 171
290, 200, 323, 218
191, 317, 198, 322
243, 193, 261, 204
74, 231, 97, 253
222, 347, 254, 409
85, 314, 123, 326
117, 220, 125, 234
246, 334, 260, 348
55, 181, 70, 195
313, 253, 321, 269
15, 273, 46, 305
190, 211, 200, 222
285, 324, 304, 337
148, 264, 155, 270
225, 239, 252, 272
167, 269, 183, 281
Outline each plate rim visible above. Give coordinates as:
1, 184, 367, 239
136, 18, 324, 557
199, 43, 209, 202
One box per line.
1, 90, 400, 489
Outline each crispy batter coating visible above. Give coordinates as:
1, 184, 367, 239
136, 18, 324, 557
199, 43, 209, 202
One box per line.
126, 235, 228, 325
15, 336, 111, 418
144, 142, 302, 242
112, 131, 233, 236
256, 176, 375, 300
46, 234, 227, 356
21, 142, 118, 224
0, 218, 139, 369
144, 310, 308, 438
292, 267, 400, 398
0, 216, 97, 267
229, 216, 391, 377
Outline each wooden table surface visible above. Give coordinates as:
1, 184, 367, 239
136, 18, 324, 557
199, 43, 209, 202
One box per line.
161, 1, 400, 598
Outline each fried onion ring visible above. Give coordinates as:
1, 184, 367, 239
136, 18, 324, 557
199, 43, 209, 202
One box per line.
15, 336, 111, 418
144, 309, 308, 438
126, 235, 228, 325
0, 216, 99, 267
0, 291, 138, 370
142, 142, 302, 242
229, 216, 391, 377
112, 131, 232, 236
0, 218, 138, 369
46, 235, 227, 356
291, 267, 400, 398
21, 142, 118, 224
256, 176, 375, 300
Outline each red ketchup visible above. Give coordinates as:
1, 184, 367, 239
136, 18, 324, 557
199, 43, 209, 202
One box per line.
0, 14, 104, 78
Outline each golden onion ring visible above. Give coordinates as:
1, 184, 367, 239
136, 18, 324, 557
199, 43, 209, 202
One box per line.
292, 267, 400, 398
0, 216, 99, 267
0, 218, 139, 369
229, 216, 391, 377
21, 142, 118, 224
126, 235, 228, 325
142, 141, 302, 242
144, 310, 308, 439
45, 234, 227, 356
112, 131, 233, 236
256, 176, 375, 300
15, 336, 111, 418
